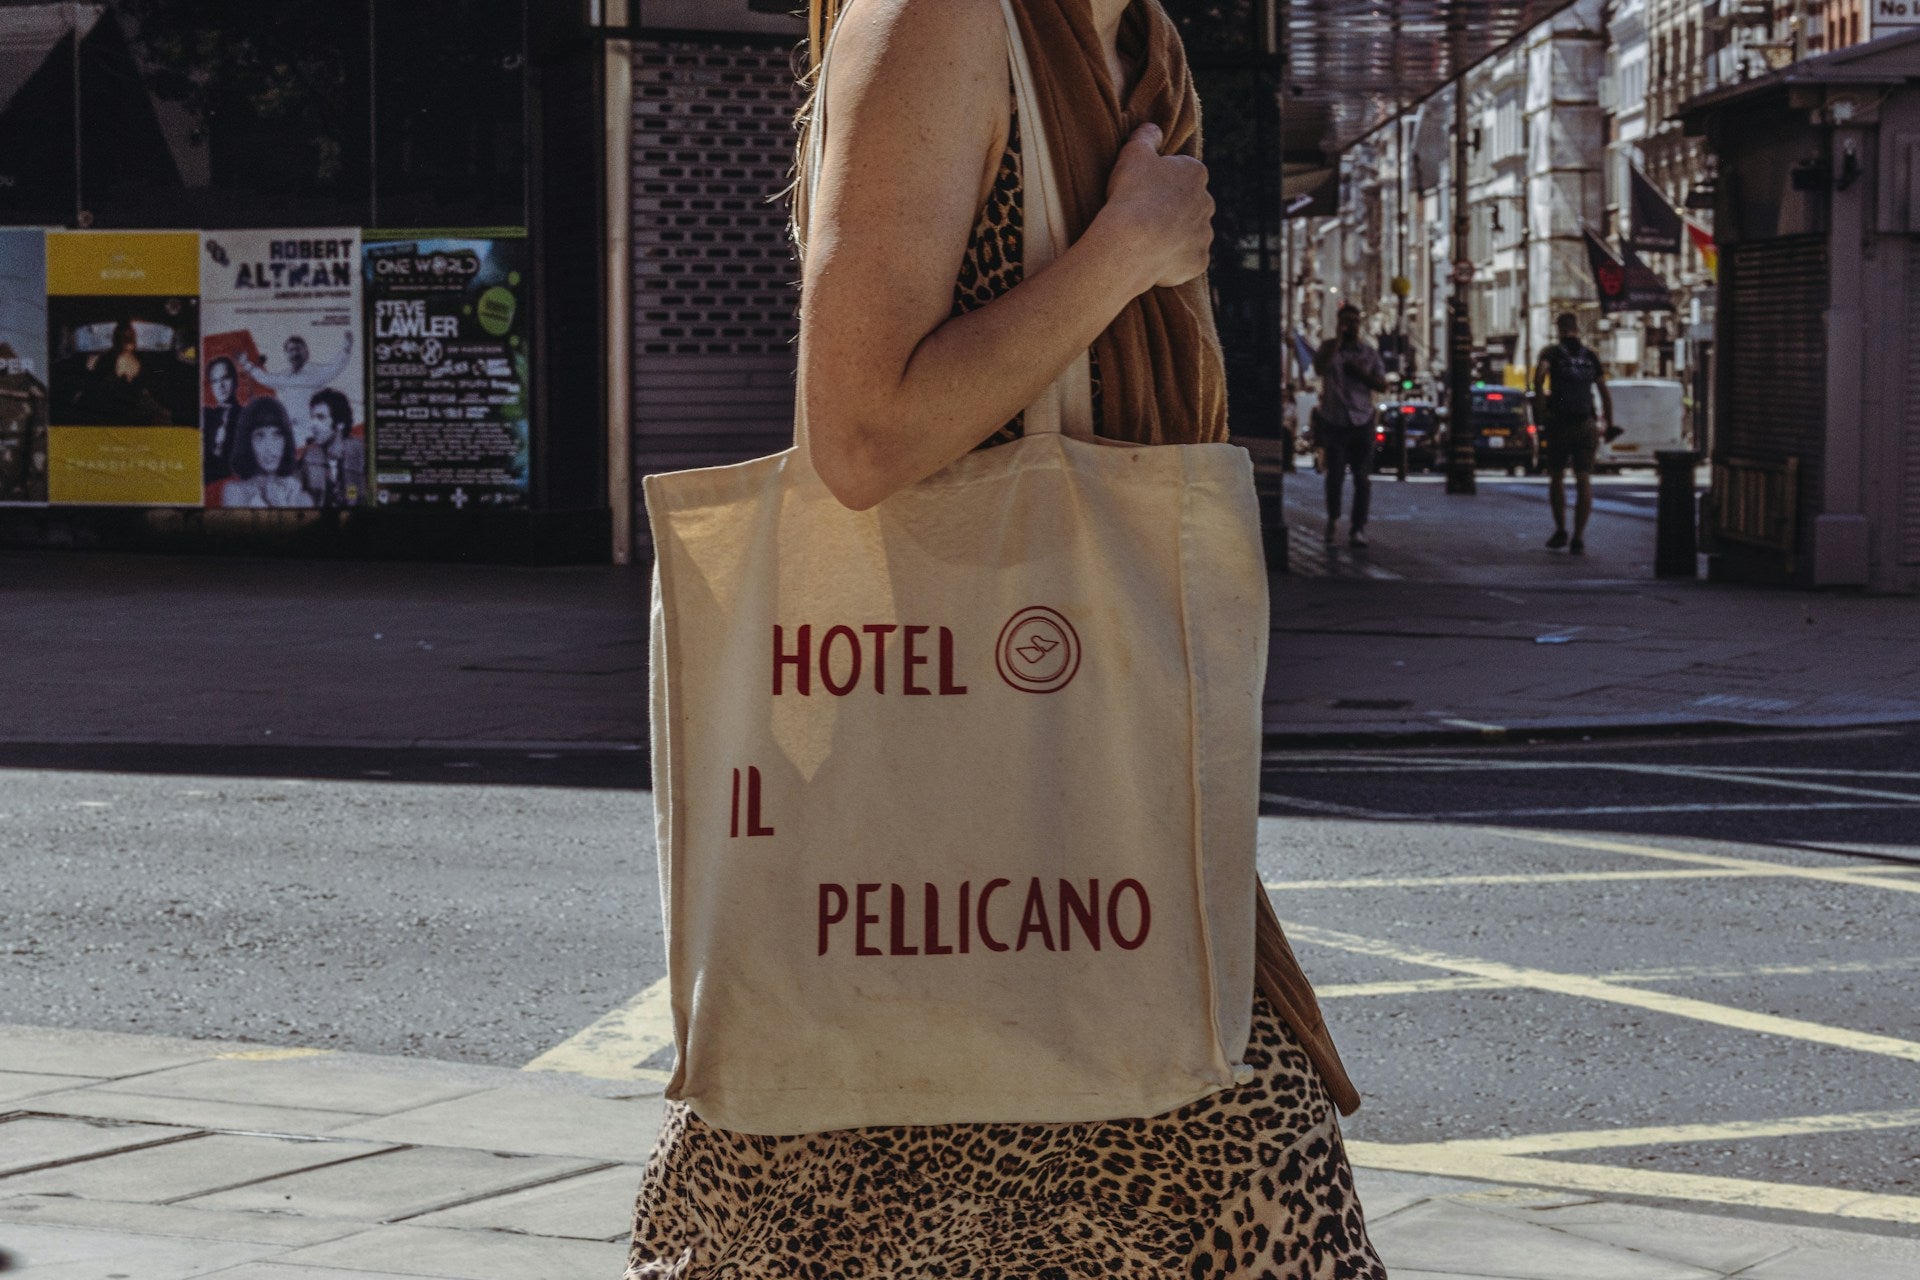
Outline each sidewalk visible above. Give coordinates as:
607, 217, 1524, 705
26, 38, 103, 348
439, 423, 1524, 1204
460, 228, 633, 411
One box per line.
6, 1023, 1920, 1279
1, 538, 1915, 755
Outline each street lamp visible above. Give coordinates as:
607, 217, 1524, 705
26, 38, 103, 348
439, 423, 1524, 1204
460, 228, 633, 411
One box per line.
1446, 80, 1477, 496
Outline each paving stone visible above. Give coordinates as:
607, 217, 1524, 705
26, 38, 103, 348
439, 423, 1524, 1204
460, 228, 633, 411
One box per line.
1546, 1218, 1786, 1273
0, 1031, 213, 1080
0, 1193, 366, 1246
8, 1086, 379, 1134
2, 1131, 395, 1203
1738, 1248, 1920, 1280
406, 1164, 638, 1240
274, 1224, 628, 1279
183, 1145, 602, 1223
325, 1087, 662, 1162
90, 1058, 480, 1116
0, 1070, 95, 1104
0, 1220, 283, 1278
1369, 1201, 1722, 1280
0, 1114, 196, 1176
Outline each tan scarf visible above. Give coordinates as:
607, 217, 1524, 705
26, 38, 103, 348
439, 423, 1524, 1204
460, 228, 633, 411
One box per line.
1007, 0, 1229, 446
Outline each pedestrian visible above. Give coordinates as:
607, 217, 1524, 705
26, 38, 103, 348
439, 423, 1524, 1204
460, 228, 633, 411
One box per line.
624, 0, 1384, 1276
1312, 303, 1388, 548
1531, 311, 1615, 555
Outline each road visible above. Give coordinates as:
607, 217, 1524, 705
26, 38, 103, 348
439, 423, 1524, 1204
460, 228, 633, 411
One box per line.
4, 724, 1916, 1237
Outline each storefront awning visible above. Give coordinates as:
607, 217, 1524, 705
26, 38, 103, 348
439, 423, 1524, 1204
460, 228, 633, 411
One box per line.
1279, 0, 1582, 159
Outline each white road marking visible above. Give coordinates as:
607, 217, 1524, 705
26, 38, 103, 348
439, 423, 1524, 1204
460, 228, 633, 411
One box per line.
1602, 762, 1920, 805
1279, 920, 1920, 1062
1432, 1106, 1920, 1156
1430, 800, 1920, 818
523, 976, 675, 1085
1259, 791, 1408, 820
1345, 1141, 1920, 1225
1266, 868, 1759, 891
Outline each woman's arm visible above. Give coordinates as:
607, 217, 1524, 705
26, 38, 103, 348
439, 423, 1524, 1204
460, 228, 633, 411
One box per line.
800, 0, 1213, 511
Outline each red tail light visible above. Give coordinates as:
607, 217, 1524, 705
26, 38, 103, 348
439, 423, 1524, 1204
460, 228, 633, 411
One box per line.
1527, 425, 1538, 436
1400, 406, 1416, 415
1487, 392, 1505, 401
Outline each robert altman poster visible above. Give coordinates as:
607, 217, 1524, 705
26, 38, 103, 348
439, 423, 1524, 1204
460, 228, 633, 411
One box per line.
45, 232, 202, 505
364, 235, 530, 508
201, 230, 366, 509
0, 228, 49, 505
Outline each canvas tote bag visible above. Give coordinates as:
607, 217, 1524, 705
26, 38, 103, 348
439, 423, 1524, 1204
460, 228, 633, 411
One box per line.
644, 0, 1268, 1136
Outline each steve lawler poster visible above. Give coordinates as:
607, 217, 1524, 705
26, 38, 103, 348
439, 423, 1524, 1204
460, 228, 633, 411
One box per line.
363, 235, 531, 509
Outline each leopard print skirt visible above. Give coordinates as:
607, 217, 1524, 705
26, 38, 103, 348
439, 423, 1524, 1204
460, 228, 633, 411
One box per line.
624, 994, 1385, 1278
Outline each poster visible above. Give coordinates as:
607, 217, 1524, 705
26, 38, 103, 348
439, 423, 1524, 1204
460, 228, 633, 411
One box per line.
45, 231, 203, 505
0, 229, 49, 505
200, 230, 365, 509
364, 235, 530, 508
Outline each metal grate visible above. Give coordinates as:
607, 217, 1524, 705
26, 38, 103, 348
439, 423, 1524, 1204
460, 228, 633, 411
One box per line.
634, 41, 804, 358
1904, 246, 1920, 565
1720, 234, 1827, 566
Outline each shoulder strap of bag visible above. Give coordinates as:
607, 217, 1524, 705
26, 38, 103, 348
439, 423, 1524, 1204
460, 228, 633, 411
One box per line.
805, 0, 1096, 441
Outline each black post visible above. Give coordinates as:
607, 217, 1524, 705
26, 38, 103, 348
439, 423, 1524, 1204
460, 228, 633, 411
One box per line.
1446, 82, 1477, 496
1654, 449, 1700, 578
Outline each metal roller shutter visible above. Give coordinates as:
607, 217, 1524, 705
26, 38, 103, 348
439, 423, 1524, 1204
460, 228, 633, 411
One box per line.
1904, 246, 1920, 566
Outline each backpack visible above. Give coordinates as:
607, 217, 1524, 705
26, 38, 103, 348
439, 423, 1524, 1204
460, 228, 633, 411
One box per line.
1543, 342, 1601, 420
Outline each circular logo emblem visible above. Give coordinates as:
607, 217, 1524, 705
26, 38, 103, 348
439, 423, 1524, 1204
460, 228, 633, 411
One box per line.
996, 606, 1081, 694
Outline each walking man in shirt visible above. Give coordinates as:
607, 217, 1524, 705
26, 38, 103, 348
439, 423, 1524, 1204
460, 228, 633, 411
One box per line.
1531, 312, 1615, 555
1313, 304, 1389, 547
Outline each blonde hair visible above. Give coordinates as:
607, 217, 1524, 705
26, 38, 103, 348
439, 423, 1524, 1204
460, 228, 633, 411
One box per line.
788, 0, 847, 257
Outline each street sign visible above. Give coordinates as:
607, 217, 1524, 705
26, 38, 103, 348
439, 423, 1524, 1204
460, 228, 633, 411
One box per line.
1451, 261, 1475, 285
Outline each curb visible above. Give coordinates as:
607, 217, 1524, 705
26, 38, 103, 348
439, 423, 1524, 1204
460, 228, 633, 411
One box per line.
1261, 714, 1920, 752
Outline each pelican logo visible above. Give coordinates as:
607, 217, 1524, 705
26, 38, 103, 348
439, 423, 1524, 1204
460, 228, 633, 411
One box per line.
996, 606, 1080, 694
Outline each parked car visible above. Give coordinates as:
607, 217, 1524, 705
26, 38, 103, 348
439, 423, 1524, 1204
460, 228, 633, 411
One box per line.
1597, 377, 1688, 468
1435, 384, 1538, 473
1372, 400, 1440, 472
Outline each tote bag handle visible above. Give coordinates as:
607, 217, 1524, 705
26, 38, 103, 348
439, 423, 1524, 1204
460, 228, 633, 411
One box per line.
804, 0, 1096, 440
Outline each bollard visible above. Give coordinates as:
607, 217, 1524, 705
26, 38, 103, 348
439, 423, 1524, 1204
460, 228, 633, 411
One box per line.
1655, 449, 1701, 578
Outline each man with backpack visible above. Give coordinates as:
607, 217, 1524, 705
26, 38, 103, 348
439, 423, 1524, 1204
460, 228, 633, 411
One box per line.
1531, 312, 1616, 555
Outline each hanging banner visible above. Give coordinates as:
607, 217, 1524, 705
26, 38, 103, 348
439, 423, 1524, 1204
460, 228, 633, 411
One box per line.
200, 230, 365, 509
1584, 228, 1674, 314
0, 228, 49, 505
1687, 220, 1719, 281
364, 234, 531, 509
1628, 166, 1684, 255
45, 231, 203, 505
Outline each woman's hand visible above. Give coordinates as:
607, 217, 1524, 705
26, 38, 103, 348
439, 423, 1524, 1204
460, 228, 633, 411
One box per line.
1096, 123, 1214, 293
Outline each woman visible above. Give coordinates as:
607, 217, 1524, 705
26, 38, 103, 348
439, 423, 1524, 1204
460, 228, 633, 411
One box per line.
219, 397, 314, 509
627, 1, 1384, 1275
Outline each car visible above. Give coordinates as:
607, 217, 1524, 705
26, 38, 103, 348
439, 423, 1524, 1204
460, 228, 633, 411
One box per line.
1436, 384, 1539, 474
1371, 400, 1440, 472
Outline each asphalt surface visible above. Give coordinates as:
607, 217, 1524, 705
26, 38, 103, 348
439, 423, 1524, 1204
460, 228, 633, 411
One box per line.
3, 719, 1916, 1235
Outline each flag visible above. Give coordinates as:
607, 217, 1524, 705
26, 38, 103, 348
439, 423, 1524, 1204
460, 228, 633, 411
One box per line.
1290, 330, 1317, 376
1628, 166, 1684, 254
1686, 219, 1719, 280
1584, 228, 1673, 314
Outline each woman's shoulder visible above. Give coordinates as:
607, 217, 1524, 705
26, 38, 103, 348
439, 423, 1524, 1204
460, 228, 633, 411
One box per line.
825, 0, 1008, 105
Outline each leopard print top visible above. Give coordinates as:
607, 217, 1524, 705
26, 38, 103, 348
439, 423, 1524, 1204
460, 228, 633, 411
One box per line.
955, 104, 1105, 448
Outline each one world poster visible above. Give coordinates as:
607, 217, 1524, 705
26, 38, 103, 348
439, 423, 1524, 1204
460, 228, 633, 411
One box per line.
45, 231, 202, 505
364, 235, 530, 508
201, 229, 365, 509
0, 228, 49, 505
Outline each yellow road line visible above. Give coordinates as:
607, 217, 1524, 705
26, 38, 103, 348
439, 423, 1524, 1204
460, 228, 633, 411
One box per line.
1267, 869, 1757, 891
1316, 955, 1920, 1000
1433, 1106, 1920, 1156
1484, 827, 1920, 896
1281, 920, 1920, 1062
1345, 1141, 1920, 1225
215, 1047, 334, 1062
522, 977, 675, 1085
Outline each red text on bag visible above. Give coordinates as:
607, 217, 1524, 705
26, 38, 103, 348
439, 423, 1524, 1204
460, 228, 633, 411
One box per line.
773, 624, 968, 696
816, 878, 1151, 956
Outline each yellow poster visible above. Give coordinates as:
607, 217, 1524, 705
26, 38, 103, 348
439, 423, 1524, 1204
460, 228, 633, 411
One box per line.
45, 232, 204, 506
